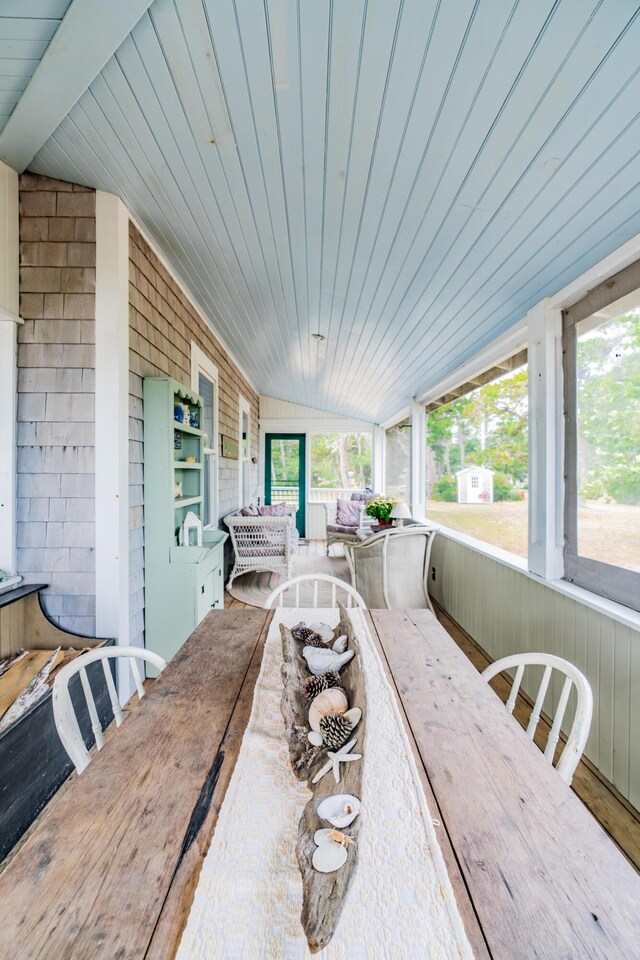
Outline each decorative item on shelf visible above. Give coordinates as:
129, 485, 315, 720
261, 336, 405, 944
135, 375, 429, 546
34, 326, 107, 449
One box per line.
364, 495, 397, 526
221, 434, 239, 459
182, 403, 190, 423
189, 410, 199, 428
302, 646, 354, 676
174, 430, 182, 450
390, 501, 412, 528
316, 793, 361, 828
173, 404, 184, 423
308, 688, 348, 731
179, 510, 202, 547
174, 480, 183, 500
302, 670, 343, 701
184, 456, 197, 463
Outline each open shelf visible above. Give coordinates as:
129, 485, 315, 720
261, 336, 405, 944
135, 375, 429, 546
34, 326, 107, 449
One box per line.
174, 496, 203, 509
173, 421, 203, 436
174, 462, 202, 470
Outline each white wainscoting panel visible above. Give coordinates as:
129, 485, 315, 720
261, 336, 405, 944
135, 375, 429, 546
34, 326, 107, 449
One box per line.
430, 533, 640, 807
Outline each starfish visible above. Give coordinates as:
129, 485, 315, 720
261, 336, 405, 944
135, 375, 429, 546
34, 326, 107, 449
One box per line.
311, 738, 362, 785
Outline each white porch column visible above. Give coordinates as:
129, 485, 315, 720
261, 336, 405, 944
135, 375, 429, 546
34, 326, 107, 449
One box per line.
0, 162, 20, 580
528, 297, 564, 580
372, 425, 385, 493
409, 400, 426, 520
95, 192, 131, 696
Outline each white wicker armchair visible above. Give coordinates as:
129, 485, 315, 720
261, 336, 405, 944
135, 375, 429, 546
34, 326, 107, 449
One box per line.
344, 526, 437, 612
224, 506, 299, 588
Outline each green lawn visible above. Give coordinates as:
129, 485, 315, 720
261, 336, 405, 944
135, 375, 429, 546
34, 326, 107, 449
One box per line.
427, 500, 640, 571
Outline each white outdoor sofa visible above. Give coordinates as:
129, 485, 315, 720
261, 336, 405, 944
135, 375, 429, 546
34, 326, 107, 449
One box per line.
224, 505, 299, 588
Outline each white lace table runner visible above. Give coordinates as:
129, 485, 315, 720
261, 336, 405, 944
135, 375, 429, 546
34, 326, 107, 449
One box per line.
176, 608, 474, 959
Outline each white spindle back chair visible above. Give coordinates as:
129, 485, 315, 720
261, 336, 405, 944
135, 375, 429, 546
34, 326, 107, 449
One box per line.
264, 574, 366, 610
481, 652, 593, 785
52, 647, 167, 774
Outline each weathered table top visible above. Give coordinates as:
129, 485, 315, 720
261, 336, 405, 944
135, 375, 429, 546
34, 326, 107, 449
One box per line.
1, 607, 639, 960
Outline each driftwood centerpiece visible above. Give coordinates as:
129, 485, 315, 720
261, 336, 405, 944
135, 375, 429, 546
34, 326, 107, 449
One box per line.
280, 602, 366, 953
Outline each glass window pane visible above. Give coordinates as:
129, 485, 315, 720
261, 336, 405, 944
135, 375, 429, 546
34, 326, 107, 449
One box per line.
198, 372, 214, 447
309, 433, 372, 501
575, 296, 640, 571
426, 362, 528, 558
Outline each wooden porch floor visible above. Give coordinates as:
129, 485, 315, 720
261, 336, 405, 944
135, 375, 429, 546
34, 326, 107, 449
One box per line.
225, 539, 640, 875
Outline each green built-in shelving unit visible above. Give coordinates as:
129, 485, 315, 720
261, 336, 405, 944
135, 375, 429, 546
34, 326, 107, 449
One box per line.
143, 377, 227, 668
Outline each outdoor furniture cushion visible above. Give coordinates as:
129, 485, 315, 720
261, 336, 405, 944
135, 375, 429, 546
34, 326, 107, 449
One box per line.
258, 502, 287, 517
327, 523, 360, 535
240, 505, 259, 516
336, 498, 360, 526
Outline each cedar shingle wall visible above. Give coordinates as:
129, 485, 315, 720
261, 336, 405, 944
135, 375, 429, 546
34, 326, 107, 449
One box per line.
129, 222, 259, 648
16, 173, 96, 634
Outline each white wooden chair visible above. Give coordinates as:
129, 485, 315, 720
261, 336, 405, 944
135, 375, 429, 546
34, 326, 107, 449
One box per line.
52, 647, 167, 774
481, 653, 593, 785
264, 574, 366, 609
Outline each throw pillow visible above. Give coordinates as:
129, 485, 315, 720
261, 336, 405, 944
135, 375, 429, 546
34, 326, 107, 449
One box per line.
336, 498, 359, 526
258, 502, 287, 517
240, 505, 259, 516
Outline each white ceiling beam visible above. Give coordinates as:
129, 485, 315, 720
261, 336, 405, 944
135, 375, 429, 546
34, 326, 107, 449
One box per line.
0, 0, 154, 173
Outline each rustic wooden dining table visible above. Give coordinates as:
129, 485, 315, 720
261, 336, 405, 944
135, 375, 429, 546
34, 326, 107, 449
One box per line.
0, 607, 639, 959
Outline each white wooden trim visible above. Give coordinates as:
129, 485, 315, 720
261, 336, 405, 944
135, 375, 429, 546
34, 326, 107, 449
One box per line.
550, 230, 640, 311
527, 299, 564, 580
372, 425, 385, 495
238, 393, 250, 508
0, 161, 19, 576
409, 400, 426, 520
417, 319, 528, 408
191, 341, 219, 525
259, 417, 374, 434
0, 1, 155, 173
130, 213, 259, 395
95, 191, 131, 700
380, 407, 410, 430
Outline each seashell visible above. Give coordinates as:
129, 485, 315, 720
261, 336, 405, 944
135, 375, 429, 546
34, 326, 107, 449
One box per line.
302, 646, 354, 677
317, 793, 361, 828
312, 840, 348, 873
310, 622, 335, 643
307, 730, 323, 747
343, 707, 362, 730
332, 634, 348, 653
308, 688, 348, 731
314, 828, 334, 845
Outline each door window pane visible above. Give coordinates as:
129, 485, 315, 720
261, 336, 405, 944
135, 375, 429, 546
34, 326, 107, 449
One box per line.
198, 372, 214, 448
309, 433, 372, 501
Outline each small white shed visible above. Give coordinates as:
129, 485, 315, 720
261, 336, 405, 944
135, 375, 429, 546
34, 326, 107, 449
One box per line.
456, 465, 494, 504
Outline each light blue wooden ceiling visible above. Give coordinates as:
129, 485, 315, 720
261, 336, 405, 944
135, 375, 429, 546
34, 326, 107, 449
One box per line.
16, 0, 640, 421
0, 2, 72, 134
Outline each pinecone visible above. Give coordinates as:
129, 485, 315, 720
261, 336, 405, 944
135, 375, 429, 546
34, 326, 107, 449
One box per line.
319, 712, 353, 750
301, 671, 343, 701
293, 624, 328, 648
306, 632, 329, 649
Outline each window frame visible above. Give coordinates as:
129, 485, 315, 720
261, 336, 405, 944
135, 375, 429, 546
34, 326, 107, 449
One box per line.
562, 258, 640, 609
238, 394, 251, 508
191, 342, 219, 529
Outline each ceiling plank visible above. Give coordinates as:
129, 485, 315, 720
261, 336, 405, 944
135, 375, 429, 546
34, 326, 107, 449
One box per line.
0, 0, 154, 172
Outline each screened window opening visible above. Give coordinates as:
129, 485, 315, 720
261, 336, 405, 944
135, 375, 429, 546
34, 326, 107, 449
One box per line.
563, 263, 640, 608
426, 358, 528, 558
309, 433, 372, 502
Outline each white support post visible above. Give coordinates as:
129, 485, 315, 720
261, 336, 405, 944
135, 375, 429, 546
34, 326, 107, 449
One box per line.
372, 425, 385, 494
95, 191, 131, 700
0, 161, 20, 582
410, 400, 426, 520
528, 298, 564, 580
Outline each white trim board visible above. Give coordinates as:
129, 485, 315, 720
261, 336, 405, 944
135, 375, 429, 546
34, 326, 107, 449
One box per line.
95, 191, 131, 699
129, 213, 259, 396
0, 161, 19, 576
550, 230, 640, 311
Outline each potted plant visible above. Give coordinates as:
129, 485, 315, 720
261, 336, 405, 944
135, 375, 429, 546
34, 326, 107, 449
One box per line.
364, 496, 397, 526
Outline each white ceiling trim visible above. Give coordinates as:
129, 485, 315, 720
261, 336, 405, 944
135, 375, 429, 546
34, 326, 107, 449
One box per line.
0, 0, 154, 172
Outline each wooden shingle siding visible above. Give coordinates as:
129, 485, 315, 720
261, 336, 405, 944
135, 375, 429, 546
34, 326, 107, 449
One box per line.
16, 173, 96, 635
429, 533, 640, 808
128, 223, 259, 650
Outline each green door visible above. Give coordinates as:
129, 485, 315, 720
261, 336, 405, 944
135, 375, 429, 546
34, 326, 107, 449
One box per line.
265, 433, 306, 537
